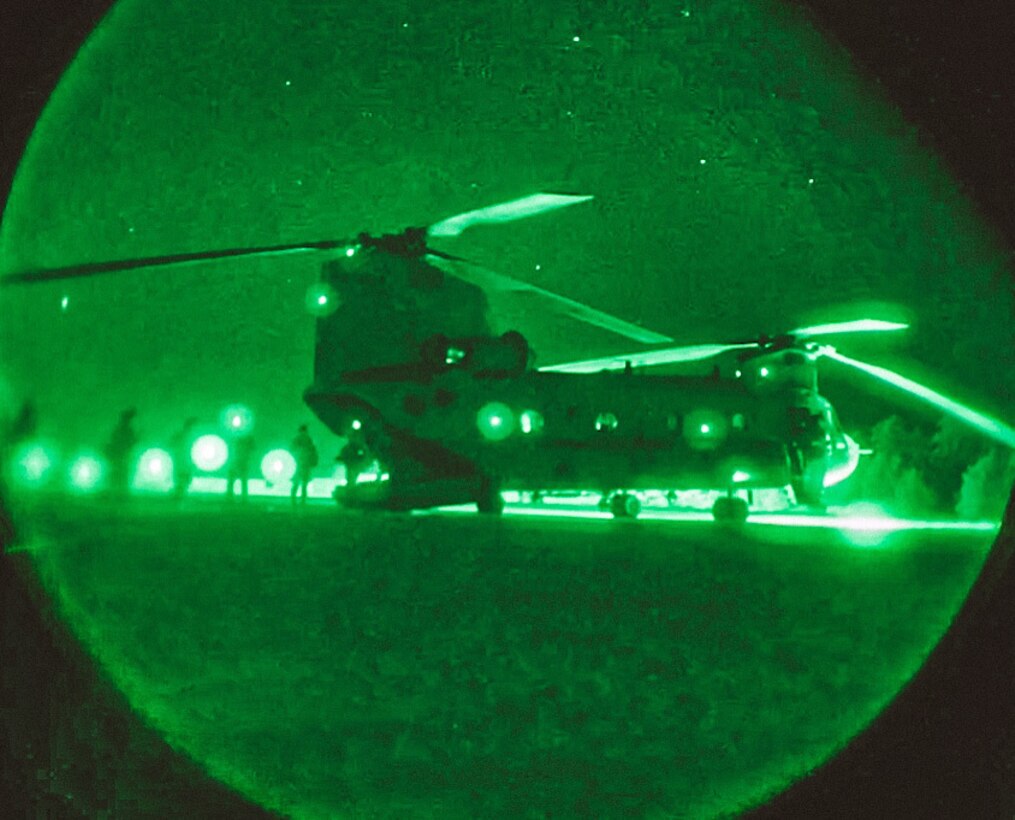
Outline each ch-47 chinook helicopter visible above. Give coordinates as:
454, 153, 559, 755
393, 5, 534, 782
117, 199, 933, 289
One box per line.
5, 193, 1013, 521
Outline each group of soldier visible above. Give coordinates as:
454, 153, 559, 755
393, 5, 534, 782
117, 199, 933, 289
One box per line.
3, 401, 322, 505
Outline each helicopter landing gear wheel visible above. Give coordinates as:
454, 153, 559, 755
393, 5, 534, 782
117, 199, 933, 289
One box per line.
609, 492, 641, 519
476, 477, 504, 515
712, 495, 749, 524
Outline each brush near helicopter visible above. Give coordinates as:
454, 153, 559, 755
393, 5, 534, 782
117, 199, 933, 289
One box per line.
4, 193, 1012, 521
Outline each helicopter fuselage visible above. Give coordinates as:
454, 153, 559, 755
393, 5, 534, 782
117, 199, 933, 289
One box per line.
304, 363, 855, 508
305, 245, 857, 511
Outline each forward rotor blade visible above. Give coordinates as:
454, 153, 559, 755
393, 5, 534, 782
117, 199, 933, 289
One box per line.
821, 348, 1015, 448
1, 239, 353, 285
427, 252, 672, 345
790, 319, 909, 337
427, 193, 594, 238
539, 343, 756, 373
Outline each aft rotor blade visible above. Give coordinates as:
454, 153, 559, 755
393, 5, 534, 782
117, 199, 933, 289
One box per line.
427, 252, 673, 345
820, 348, 1015, 448
539, 342, 756, 373
427, 193, 594, 238
1, 239, 352, 285
791, 319, 909, 337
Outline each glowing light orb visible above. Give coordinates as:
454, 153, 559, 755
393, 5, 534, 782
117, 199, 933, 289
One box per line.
477, 402, 515, 441
732, 470, 752, 483
221, 404, 254, 434
345, 246, 356, 257
191, 435, 228, 471
684, 410, 727, 450
135, 448, 174, 491
836, 502, 896, 548
519, 409, 544, 435
69, 455, 104, 491
305, 282, 339, 316
14, 443, 52, 483
759, 367, 770, 378
261, 449, 296, 483
351, 419, 362, 431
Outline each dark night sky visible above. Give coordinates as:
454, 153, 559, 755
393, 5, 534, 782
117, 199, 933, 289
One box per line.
0, 0, 1012, 454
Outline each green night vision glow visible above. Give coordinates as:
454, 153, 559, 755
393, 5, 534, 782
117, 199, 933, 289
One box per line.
191, 434, 228, 472
221, 404, 254, 434
260, 448, 296, 483
519, 409, 544, 434
1, 0, 1010, 817
476, 401, 515, 441
134, 447, 174, 492
69, 454, 104, 492
304, 282, 339, 317
12, 442, 53, 485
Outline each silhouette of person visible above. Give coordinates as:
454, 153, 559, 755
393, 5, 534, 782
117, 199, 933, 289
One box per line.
6, 399, 38, 446
1, 399, 38, 478
226, 430, 255, 500
290, 424, 318, 505
169, 417, 198, 498
104, 408, 138, 496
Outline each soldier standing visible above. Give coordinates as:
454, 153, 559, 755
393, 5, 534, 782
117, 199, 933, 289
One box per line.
169, 417, 198, 498
226, 429, 255, 500
104, 408, 138, 496
290, 424, 318, 505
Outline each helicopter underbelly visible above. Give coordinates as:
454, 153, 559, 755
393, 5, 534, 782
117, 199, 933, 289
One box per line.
487, 436, 793, 492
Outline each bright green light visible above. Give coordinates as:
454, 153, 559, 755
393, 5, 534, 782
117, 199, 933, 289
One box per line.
792, 319, 909, 337
445, 347, 467, 365
60, 295, 69, 310
220, 404, 254, 434
191, 434, 228, 471
351, 419, 362, 431
69, 454, 104, 491
260, 449, 296, 483
305, 283, 338, 316
519, 409, 544, 435
135, 447, 174, 491
13, 443, 53, 485
477, 402, 515, 441
822, 349, 1015, 448
700, 423, 711, 435
344, 246, 356, 257
759, 367, 770, 378
732, 470, 751, 483
823, 434, 861, 488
